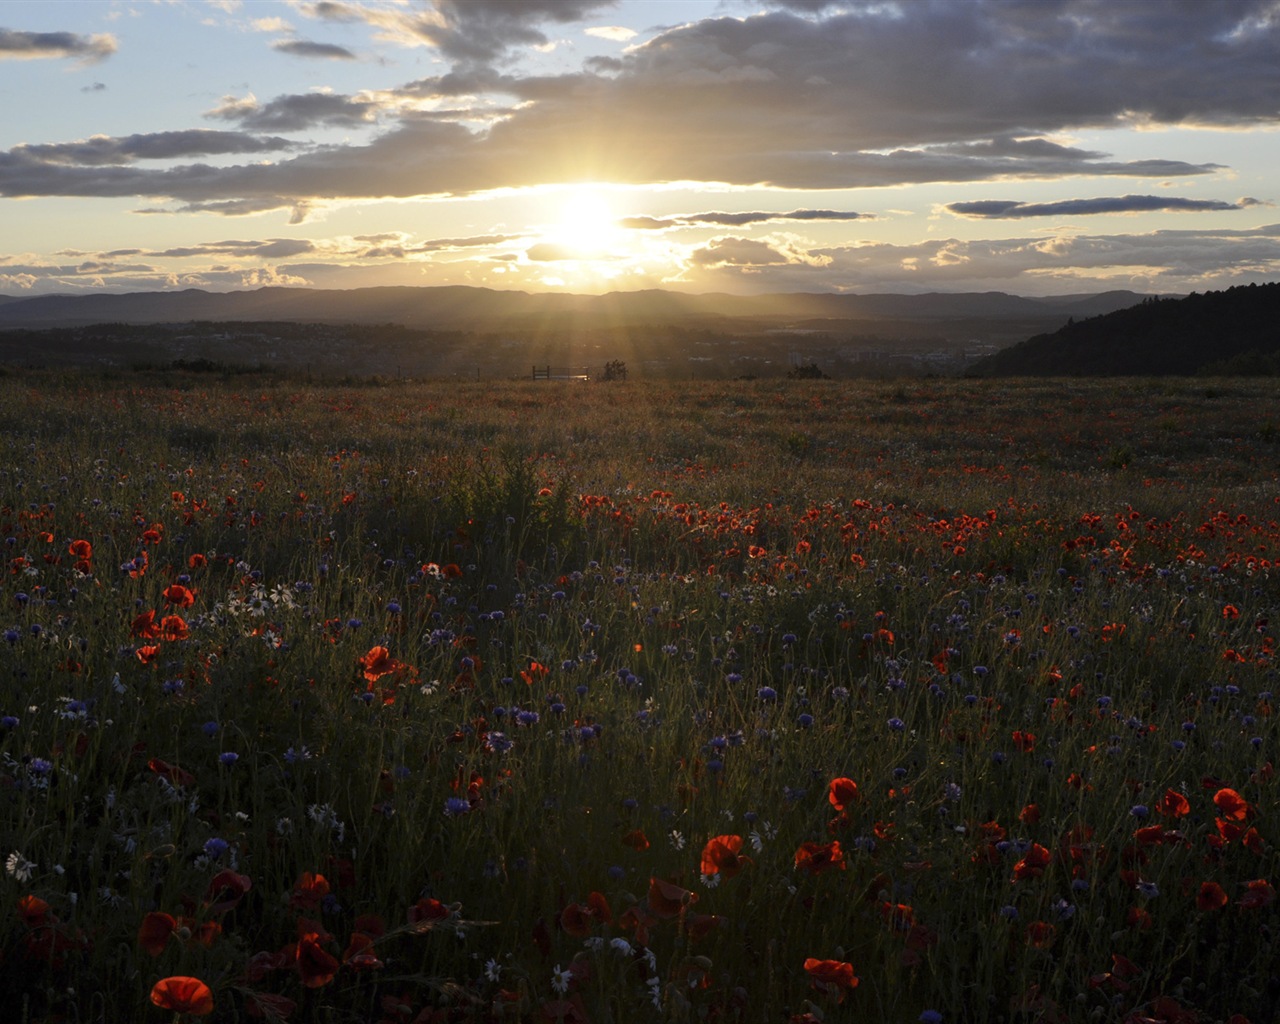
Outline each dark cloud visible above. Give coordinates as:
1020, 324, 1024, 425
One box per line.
0, 2, 1276, 209
272, 39, 357, 60
620, 209, 872, 230
303, 0, 617, 65
0, 28, 116, 63
947, 195, 1265, 218
153, 239, 319, 259
81, 81, 107, 93
207, 92, 380, 132
14, 130, 294, 167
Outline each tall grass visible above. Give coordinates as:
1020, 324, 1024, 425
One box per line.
1, 371, 1276, 1023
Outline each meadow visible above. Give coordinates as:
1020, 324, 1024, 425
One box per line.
1, 369, 1277, 1024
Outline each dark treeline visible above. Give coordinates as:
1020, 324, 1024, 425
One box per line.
969, 282, 1280, 376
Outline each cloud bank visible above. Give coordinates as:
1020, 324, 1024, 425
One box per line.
3, 1, 1278, 212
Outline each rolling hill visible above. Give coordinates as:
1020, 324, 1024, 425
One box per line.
967, 282, 1280, 376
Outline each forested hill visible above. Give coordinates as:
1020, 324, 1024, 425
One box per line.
967, 282, 1280, 376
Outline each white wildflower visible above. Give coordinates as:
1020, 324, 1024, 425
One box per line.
701, 872, 721, 889
551, 964, 572, 994
608, 937, 634, 956
6, 850, 35, 882
484, 958, 502, 982
669, 829, 685, 851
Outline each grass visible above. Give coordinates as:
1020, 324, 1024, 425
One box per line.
1, 370, 1277, 1024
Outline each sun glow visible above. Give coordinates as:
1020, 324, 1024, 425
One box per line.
549, 189, 624, 256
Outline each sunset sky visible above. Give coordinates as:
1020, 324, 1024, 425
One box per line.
2, 0, 1278, 297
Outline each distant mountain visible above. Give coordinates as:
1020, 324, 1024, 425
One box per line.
0, 284, 1157, 330
968, 282, 1280, 376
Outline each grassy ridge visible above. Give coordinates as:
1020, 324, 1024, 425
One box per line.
1, 372, 1277, 1023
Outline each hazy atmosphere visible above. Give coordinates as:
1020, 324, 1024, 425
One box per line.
2, 0, 1279, 297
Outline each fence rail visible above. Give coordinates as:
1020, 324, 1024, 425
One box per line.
531, 365, 591, 380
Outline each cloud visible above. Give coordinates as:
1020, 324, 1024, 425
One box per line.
81, 81, 107, 93
0, 28, 117, 64
12, 130, 294, 167
207, 91, 380, 132
676, 224, 1280, 294
688, 236, 832, 269
0, 2, 1277, 211
584, 26, 636, 42
272, 39, 357, 60
152, 238, 320, 259
302, 0, 618, 65
620, 209, 873, 230
252, 17, 292, 33
947, 195, 1266, 219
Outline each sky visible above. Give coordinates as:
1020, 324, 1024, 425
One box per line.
1, 0, 1279, 298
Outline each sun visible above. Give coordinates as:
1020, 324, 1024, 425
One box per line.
550, 189, 622, 256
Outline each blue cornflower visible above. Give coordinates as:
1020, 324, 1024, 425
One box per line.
443, 797, 472, 817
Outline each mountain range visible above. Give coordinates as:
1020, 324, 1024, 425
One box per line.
0, 285, 1156, 331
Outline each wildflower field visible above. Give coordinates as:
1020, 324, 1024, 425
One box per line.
2, 370, 1278, 1024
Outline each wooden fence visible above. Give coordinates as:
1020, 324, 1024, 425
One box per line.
531, 365, 591, 380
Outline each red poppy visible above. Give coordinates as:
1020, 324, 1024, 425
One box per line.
1019, 803, 1041, 825
1012, 843, 1051, 882
162, 584, 196, 608
647, 877, 697, 919
560, 893, 612, 938
1196, 881, 1228, 912
17, 894, 52, 929
700, 834, 751, 879
131, 610, 162, 639
794, 840, 846, 875
150, 976, 215, 1016
1156, 788, 1191, 818
1025, 921, 1056, 949
408, 897, 452, 923
1127, 906, 1152, 930
520, 660, 549, 685
685, 912, 723, 943
148, 757, 196, 787
160, 615, 190, 641
360, 645, 396, 682
290, 872, 330, 911
295, 932, 340, 988
1237, 879, 1276, 910
188, 553, 207, 569
138, 912, 176, 957
67, 539, 92, 560
802, 959, 858, 1002
1012, 729, 1036, 753
341, 931, 383, 969
136, 644, 161, 665
879, 901, 914, 931
204, 869, 252, 914
828, 777, 860, 812
621, 828, 650, 851
1214, 788, 1253, 821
